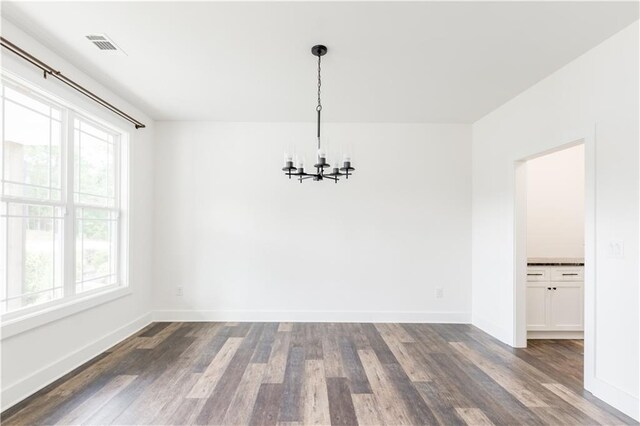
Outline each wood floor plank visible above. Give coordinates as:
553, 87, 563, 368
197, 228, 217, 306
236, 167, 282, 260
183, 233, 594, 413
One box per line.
428, 352, 542, 425
414, 381, 467, 426
150, 372, 201, 425
228, 322, 253, 337
326, 377, 359, 425
462, 337, 610, 423
84, 330, 196, 425
450, 341, 549, 408
278, 322, 293, 332
530, 406, 597, 425
55, 374, 137, 425
322, 332, 346, 378
384, 362, 439, 424
278, 346, 306, 422
361, 323, 398, 364
139, 322, 172, 337
455, 407, 495, 426
303, 323, 324, 360
264, 331, 291, 383
404, 324, 451, 353
252, 322, 280, 363
186, 337, 243, 399
376, 323, 431, 381
389, 323, 416, 343
3, 322, 636, 426
0, 352, 111, 425
358, 349, 414, 425
301, 360, 331, 425
191, 332, 230, 373
222, 363, 267, 425
3, 331, 147, 425
113, 331, 215, 424
342, 323, 370, 349
164, 398, 206, 425
115, 332, 212, 424
196, 323, 265, 424
542, 382, 625, 425
339, 336, 373, 394
137, 322, 182, 349
250, 383, 284, 426
352, 393, 385, 426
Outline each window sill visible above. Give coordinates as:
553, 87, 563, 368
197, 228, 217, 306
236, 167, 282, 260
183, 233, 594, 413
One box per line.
1, 286, 132, 340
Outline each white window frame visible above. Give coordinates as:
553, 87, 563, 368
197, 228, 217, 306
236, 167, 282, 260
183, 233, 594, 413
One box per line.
0, 72, 130, 335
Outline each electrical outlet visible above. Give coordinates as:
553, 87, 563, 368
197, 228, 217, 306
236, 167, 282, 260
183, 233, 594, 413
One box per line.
436, 288, 444, 299
176, 286, 183, 296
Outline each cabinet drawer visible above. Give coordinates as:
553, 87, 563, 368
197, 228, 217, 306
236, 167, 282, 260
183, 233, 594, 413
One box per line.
550, 267, 584, 281
526, 268, 548, 282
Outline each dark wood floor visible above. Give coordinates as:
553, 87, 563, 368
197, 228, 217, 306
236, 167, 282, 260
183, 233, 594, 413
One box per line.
2, 322, 636, 425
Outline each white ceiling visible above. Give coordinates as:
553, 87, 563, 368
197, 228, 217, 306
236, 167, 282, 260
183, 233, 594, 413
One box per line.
2, 1, 638, 123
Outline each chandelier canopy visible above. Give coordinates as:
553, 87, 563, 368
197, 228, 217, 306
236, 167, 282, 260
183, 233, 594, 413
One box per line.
282, 45, 355, 183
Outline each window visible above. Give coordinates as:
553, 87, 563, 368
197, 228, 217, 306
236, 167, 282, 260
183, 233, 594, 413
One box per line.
1, 76, 128, 316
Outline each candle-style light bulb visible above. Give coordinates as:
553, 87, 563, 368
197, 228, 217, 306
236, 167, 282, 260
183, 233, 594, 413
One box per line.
332, 155, 340, 175
341, 154, 353, 178
317, 148, 326, 166
284, 152, 293, 168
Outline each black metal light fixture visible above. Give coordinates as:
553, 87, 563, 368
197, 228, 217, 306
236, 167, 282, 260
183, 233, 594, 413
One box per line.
282, 45, 355, 183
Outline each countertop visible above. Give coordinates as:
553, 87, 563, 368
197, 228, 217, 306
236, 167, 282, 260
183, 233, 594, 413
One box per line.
527, 257, 584, 266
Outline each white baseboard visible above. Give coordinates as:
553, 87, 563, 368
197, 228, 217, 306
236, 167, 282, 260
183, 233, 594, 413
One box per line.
586, 376, 640, 421
527, 330, 584, 339
153, 309, 471, 324
1, 312, 152, 412
471, 315, 513, 346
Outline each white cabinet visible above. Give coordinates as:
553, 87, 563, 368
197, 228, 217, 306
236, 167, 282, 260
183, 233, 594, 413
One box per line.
526, 266, 583, 334
549, 284, 583, 329
526, 285, 548, 330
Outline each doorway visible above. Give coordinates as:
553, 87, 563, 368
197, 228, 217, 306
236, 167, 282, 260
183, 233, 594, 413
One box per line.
513, 130, 597, 393
524, 144, 585, 341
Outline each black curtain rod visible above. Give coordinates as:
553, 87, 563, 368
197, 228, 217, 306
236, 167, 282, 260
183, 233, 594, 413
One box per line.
0, 37, 146, 129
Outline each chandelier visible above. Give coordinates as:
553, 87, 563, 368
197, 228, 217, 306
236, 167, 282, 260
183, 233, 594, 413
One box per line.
282, 45, 355, 183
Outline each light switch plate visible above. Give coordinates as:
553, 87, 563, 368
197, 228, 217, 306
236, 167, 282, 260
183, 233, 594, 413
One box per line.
607, 240, 624, 259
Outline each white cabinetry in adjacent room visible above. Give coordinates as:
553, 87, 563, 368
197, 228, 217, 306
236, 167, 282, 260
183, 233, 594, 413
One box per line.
526, 265, 584, 338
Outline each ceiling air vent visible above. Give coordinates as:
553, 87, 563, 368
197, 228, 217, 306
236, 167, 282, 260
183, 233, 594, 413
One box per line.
85, 34, 125, 54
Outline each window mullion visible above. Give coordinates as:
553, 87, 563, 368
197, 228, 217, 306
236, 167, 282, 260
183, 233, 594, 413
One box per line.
63, 110, 76, 298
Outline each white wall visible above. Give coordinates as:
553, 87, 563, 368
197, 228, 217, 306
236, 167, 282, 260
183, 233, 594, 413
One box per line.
471, 22, 638, 419
153, 122, 471, 322
526, 144, 585, 259
0, 19, 155, 410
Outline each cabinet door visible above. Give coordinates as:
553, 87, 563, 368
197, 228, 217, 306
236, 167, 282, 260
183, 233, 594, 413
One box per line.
526, 285, 549, 330
549, 284, 583, 330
